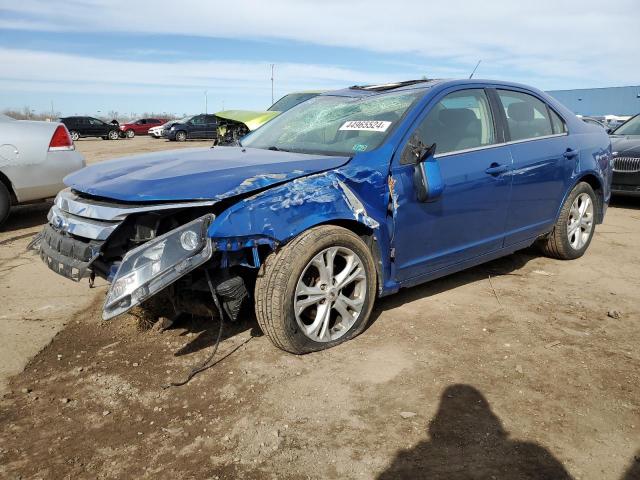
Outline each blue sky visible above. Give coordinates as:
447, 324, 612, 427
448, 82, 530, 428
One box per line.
0, 0, 637, 117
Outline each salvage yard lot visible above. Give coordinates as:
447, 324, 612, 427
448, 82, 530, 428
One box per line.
0, 137, 639, 479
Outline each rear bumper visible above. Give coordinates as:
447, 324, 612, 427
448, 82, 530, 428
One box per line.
611, 170, 640, 196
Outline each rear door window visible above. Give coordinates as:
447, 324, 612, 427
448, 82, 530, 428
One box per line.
497, 90, 554, 141
549, 109, 567, 134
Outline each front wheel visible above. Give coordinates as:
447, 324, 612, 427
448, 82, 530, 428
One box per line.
175, 131, 187, 142
108, 130, 119, 140
538, 182, 597, 260
255, 225, 377, 354
125, 129, 135, 138
69, 131, 80, 141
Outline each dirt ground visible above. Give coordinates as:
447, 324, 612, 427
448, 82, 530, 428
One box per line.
0, 137, 639, 479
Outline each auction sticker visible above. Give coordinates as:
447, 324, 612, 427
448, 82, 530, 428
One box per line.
339, 120, 392, 132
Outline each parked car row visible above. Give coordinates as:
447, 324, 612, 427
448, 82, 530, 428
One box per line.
146, 91, 323, 144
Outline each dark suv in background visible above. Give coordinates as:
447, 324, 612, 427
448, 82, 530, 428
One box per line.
165, 114, 218, 141
60, 116, 120, 141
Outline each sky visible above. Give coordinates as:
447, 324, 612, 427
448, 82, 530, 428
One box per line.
0, 0, 638, 117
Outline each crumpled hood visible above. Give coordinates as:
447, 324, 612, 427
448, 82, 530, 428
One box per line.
64, 146, 350, 202
611, 136, 640, 156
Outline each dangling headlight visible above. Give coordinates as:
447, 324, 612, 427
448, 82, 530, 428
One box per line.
103, 214, 214, 320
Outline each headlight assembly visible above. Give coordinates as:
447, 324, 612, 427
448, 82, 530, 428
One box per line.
103, 214, 214, 320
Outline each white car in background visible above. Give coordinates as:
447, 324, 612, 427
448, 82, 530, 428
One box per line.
0, 114, 85, 227
148, 118, 188, 139
147, 123, 165, 138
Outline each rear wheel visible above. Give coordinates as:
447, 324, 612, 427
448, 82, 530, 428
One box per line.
108, 130, 119, 140
125, 129, 135, 138
255, 225, 377, 354
0, 182, 12, 228
69, 131, 80, 141
175, 131, 187, 142
538, 182, 597, 260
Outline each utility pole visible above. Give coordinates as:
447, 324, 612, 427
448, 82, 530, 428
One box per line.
270, 64, 275, 105
204, 90, 208, 113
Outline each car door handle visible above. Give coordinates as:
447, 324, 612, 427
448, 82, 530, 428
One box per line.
563, 149, 579, 159
485, 163, 509, 176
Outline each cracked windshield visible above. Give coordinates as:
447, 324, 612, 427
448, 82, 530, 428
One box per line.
242, 89, 426, 155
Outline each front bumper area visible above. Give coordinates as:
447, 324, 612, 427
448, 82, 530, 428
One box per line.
39, 224, 102, 281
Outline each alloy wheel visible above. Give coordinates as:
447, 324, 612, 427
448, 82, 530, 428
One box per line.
567, 192, 593, 250
294, 246, 367, 342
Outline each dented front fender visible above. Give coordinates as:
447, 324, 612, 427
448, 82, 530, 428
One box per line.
207, 159, 397, 294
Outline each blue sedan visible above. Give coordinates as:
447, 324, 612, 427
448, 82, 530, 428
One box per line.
38, 79, 612, 354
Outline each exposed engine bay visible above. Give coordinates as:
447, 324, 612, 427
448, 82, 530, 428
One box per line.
37, 189, 261, 323
214, 117, 250, 146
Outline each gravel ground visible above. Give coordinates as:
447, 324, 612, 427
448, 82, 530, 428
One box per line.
0, 136, 639, 479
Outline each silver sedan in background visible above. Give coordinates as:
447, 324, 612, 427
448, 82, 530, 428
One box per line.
0, 114, 85, 227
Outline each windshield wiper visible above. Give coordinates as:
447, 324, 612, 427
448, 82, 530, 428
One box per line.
267, 145, 289, 152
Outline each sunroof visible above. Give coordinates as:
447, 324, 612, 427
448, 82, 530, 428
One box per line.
349, 79, 434, 92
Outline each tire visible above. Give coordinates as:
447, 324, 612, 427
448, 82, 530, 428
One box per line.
108, 130, 119, 140
538, 182, 597, 260
255, 225, 377, 354
0, 181, 11, 228
69, 131, 80, 142
175, 131, 187, 142
125, 129, 135, 138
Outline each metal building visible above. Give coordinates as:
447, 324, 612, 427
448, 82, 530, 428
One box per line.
546, 86, 640, 116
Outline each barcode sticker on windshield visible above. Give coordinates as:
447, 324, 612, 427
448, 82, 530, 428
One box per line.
339, 120, 392, 132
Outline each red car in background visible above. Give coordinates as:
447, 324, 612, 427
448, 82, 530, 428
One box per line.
119, 118, 168, 138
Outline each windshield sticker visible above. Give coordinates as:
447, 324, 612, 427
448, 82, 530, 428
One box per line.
352, 144, 368, 152
339, 120, 392, 132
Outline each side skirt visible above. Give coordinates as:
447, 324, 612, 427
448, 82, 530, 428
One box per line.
395, 237, 536, 291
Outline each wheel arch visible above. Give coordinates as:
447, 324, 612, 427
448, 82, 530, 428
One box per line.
573, 172, 605, 223
0, 170, 18, 204
310, 219, 383, 295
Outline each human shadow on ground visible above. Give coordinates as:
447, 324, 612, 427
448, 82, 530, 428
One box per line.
377, 384, 574, 480
622, 452, 640, 480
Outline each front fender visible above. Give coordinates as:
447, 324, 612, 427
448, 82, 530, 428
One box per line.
208, 170, 382, 242
207, 167, 395, 294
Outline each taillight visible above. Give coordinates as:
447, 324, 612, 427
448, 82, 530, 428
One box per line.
49, 125, 74, 151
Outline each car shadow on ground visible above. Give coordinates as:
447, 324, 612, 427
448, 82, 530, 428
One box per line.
367, 248, 537, 330
166, 249, 537, 357
0, 201, 50, 234
610, 196, 640, 211
376, 384, 575, 479
168, 308, 262, 357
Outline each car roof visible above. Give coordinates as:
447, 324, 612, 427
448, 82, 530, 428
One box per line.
322, 78, 548, 98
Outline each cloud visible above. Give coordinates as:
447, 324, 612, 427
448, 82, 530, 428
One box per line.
1, 0, 639, 86
0, 47, 420, 92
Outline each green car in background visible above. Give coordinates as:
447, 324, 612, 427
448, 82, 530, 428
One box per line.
215, 91, 323, 145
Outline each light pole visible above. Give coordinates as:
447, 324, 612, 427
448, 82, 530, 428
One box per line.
204, 90, 208, 113
270, 64, 275, 105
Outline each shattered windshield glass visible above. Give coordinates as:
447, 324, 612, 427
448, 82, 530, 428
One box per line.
242, 89, 426, 155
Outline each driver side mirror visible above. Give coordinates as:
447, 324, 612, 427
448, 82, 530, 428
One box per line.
406, 136, 444, 203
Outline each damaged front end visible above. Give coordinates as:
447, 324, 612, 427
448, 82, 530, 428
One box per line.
35, 189, 253, 322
